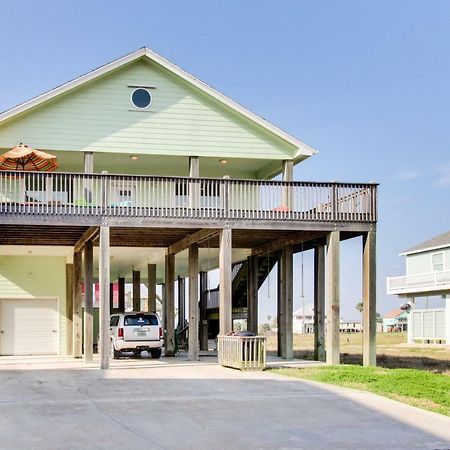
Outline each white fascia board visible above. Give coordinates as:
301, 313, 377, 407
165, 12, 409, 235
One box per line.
399, 244, 450, 257
0, 47, 317, 158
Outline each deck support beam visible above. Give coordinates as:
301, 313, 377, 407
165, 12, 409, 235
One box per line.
314, 244, 326, 362
362, 230, 377, 367
219, 228, 232, 335
168, 229, 219, 256
278, 245, 293, 359
99, 226, 110, 370
189, 245, 199, 360
65, 263, 73, 355
247, 255, 259, 334
165, 253, 175, 356
83, 240, 94, 363
117, 277, 125, 313
326, 231, 340, 365
199, 271, 208, 351
72, 251, 82, 358
148, 264, 157, 312
132, 270, 140, 311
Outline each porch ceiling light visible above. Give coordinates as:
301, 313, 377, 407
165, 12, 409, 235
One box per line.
130, 155, 139, 160
220, 159, 228, 164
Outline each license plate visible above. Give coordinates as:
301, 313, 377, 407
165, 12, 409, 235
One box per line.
134, 329, 148, 337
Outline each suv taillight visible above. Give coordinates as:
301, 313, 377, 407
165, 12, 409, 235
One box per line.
159, 327, 163, 339
118, 327, 124, 339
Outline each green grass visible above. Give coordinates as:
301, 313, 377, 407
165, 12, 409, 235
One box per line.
272, 365, 450, 416
265, 332, 450, 372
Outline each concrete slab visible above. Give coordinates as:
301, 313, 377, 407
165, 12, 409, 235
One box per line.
0, 355, 449, 449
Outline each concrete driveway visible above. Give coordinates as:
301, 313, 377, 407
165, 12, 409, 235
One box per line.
0, 356, 449, 450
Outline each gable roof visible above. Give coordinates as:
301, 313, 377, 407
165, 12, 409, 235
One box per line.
400, 230, 450, 256
293, 303, 314, 317
0, 47, 316, 163
383, 309, 403, 319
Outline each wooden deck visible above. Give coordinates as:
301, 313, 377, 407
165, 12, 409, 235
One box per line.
0, 170, 377, 230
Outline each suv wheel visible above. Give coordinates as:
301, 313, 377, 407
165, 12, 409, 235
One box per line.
111, 341, 121, 359
150, 348, 162, 359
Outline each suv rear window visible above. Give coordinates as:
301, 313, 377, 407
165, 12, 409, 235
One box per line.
124, 314, 158, 326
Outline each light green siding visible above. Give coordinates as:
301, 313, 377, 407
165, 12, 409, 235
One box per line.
0, 60, 296, 162
406, 248, 450, 275
0, 255, 67, 354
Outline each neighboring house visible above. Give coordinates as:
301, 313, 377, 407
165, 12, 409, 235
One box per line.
293, 303, 314, 334
387, 231, 450, 343
0, 47, 378, 366
340, 320, 362, 333
293, 304, 363, 334
382, 309, 408, 332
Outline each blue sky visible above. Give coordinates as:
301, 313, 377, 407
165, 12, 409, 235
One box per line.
1, 1, 449, 320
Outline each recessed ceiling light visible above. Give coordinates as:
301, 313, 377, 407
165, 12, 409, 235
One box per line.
130, 155, 139, 160
220, 159, 228, 164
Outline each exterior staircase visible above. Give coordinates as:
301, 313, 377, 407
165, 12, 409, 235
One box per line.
206, 256, 277, 312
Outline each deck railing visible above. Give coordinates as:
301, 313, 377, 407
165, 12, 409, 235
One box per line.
387, 270, 450, 294
218, 335, 267, 370
0, 170, 377, 222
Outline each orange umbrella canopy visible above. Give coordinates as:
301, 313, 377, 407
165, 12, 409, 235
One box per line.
0, 144, 59, 171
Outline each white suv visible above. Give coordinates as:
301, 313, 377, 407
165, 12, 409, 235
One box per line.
109, 312, 163, 359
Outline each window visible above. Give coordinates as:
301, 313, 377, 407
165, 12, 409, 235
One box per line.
131, 88, 152, 109
124, 314, 158, 326
432, 253, 444, 272
110, 316, 119, 326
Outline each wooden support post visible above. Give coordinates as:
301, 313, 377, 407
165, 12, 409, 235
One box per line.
99, 226, 110, 370
277, 257, 282, 356
109, 282, 114, 313
247, 255, 259, 334
65, 263, 73, 355
362, 230, 377, 367
189, 156, 200, 209
165, 253, 175, 356
84, 151, 94, 204
219, 228, 232, 336
189, 245, 199, 360
148, 264, 157, 312
314, 244, 326, 362
282, 159, 294, 208
72, 251, 82, 358
118, 277, 125, 313
177, 276, 186, 330
132, 270, 140, 311
84, 151, 94, 173
199, 271, 208, 351
279, 246, 293, 359
83, 240, 94, 363
326, 231, 340, 365
161, 283, 166, 328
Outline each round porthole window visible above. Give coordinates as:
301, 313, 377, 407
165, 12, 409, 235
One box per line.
131, 88, 152, 109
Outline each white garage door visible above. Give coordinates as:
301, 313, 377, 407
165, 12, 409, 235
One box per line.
0, 298, 58, 355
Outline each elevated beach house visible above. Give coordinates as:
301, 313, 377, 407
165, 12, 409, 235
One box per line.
387, 231, 450, 343
0, 48, 378, 368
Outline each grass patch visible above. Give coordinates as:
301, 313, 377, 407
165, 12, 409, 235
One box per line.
272, 365, 450, 416
265, 332, 450, 372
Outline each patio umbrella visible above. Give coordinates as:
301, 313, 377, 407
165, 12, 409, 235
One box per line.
0, 143, 59, 171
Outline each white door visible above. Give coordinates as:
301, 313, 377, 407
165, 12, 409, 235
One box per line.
0, 298, 58, 355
